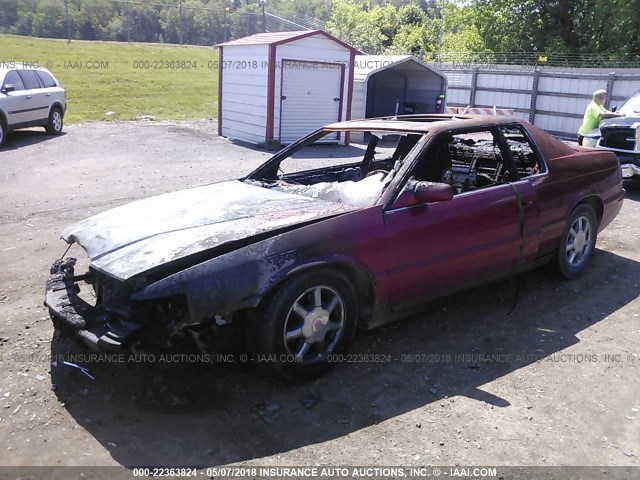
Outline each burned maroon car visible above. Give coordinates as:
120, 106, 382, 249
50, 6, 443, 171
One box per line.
45, 115, 625, 382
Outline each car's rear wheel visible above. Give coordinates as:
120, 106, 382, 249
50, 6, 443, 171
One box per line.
245, 268, 358, 383
45, 107, 63, 135
555, 204, 598, 279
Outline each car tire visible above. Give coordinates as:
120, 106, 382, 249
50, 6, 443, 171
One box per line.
554, 203, 598, 279
0, 118, 6, 147
45, 107, 63, 135
245, 268, 358, 383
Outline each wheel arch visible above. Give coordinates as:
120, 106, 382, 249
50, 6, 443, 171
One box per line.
49, 102, 65, 116
566, 191, 603, 226
576, 194, 604, 226
255, 259, 377, 327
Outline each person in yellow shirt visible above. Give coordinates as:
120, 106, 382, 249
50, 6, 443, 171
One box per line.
577, 89, 623, 145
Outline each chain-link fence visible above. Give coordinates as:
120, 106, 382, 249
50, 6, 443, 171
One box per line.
433, 51, 640, 69
0, 0, 325, 45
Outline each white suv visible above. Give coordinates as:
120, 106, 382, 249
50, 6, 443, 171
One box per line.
0, 64, 67, 147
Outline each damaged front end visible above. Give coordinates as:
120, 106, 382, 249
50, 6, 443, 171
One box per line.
45, 257, 223, 356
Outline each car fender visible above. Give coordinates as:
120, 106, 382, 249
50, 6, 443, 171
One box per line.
565, 190, 601, 218
261, 253, 379, 318
131, 206, 386, 324
49, 101, 65, 115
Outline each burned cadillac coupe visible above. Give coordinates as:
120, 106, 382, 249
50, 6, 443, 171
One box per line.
45, 115, 625, 382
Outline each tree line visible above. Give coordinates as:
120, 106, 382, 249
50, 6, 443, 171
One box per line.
327, 0, 640, 57
1, 0, 638, 56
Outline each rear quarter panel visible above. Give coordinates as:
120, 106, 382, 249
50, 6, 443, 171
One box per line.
532, 148, 624, 257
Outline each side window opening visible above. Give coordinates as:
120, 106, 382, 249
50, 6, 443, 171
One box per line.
35, 70, 57, 88
499, 125, 544, 177
411, 130, 510, 194
2, 70, 25, 91
17, 69, 43, 90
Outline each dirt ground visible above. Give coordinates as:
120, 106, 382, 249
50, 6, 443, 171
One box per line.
0, 121, 638, 475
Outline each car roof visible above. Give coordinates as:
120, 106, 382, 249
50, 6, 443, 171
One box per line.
323, 114, 522, 133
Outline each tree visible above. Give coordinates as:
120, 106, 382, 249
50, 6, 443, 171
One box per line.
31, 0, 71, 38
230, 4, 260, 40
441, 3, 487, 53
326, 0, 392, 53
129, 3, 161, 42
0, 0, 19, 32
76, 0, 114, 40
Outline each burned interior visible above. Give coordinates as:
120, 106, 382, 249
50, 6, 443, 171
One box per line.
246, 122, 544, 204
245, 129, 419, 208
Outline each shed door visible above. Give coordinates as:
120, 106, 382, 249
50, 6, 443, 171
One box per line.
280, 60, 343, 143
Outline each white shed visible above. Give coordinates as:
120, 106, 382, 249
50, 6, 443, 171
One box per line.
217, 30, 359, 147
351, 55, 447, 142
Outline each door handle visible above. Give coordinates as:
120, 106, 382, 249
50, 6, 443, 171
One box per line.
333, 97, 341, 102
46, 93, 51, 97
520, 200, 533, 207
26, 95, 32, 99
281, 95, 286, 100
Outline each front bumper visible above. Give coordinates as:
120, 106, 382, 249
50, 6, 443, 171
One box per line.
45, 258, 142, 352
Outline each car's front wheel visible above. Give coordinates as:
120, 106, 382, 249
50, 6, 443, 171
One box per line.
555, 203, 598, 279
0, 118, 6, 147
45, 107, 63, 135
245, 268, 358, 383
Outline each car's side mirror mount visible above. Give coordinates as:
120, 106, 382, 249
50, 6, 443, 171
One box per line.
393, 181, 454, 208
1, 84, 15, 94
611, 105, 618, 112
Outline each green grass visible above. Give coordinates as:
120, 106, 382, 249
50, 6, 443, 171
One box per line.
1, 35, 219, 123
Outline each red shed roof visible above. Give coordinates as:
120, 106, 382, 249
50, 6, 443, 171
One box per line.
216, 30, 360, 53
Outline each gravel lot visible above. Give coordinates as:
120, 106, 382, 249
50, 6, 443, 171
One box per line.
0, 121, 638, 474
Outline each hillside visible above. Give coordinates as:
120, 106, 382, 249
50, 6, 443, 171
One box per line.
1, 35, 218, 123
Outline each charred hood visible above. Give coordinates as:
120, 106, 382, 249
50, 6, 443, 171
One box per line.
63, 181, 353, 280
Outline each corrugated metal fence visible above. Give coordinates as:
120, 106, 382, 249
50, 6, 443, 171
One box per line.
432, 64, 640, 139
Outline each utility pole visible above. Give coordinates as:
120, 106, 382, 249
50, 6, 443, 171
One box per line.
224, 6, 230, 42
262, 1, 266, 33
179, 0, 184, 45
126, 1, 131, 43
439, 0, 445, 56
64, 0, 71, 43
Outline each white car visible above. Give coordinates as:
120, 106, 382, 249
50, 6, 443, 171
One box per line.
0, 63, 66, 147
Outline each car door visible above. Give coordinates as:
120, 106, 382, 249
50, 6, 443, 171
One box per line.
35, 70, 63, 112
16, 69, 48, 123
1, 70, 29, 126
383, 127, 538, 310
